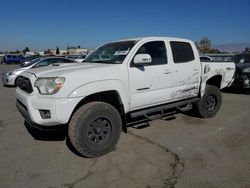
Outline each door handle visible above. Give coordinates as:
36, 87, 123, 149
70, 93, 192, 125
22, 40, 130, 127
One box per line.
163, 69, 172, 74
192, 68, 199, 71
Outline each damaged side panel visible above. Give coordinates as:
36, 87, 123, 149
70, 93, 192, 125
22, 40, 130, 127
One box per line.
200, 62, 235, 96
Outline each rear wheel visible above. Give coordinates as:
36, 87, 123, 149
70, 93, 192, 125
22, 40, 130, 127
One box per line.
195, 85, 222, 118
68, 102, 122, 158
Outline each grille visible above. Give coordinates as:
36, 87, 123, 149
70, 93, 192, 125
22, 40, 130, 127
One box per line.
16, 76, 33, 94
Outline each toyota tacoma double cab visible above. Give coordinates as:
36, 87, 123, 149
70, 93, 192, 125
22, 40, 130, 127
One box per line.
16, 37, 235, 157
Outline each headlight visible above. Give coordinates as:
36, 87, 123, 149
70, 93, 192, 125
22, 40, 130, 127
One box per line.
242, 68, 250, 73
35, 77, 65, 95
7, 70, 21, 76
7, 71, 16, 75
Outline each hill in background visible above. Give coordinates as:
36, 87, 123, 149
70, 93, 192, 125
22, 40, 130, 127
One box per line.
213, 43, 250, 53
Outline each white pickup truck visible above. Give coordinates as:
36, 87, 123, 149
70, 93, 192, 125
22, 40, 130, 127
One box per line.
16, 37, 235, 157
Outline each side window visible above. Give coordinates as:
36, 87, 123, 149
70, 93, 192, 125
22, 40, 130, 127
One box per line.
33, 59, 51, 68
50, 58, 59, 64
60, 58, 73, 63
170, 41, 195, 63
134, 41, 167, 65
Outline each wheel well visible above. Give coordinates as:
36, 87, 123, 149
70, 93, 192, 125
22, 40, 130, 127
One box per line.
206, 75, 222, 88
71, 90, 127, 132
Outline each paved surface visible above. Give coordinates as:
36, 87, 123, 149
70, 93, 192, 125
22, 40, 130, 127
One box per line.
0, 64, 250, 188
0, 64, 18, 75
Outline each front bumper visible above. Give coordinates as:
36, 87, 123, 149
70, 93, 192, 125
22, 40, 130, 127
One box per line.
16, 88, 82, 127
2, 73, 17, 86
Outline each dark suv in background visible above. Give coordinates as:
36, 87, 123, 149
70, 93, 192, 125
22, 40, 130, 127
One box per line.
232, 53, 250, 89
3, 55, 25, 64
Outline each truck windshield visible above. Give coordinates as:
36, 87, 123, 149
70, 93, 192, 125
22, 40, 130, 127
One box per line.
84, 40, 137, 64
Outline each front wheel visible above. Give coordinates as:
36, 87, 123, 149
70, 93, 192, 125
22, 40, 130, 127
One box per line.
195, 85, 222, 118
68, 102, 122, 158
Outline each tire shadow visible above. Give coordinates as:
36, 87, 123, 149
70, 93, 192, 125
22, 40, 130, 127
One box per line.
222, 87, 250, 95
24, 121, 83, 157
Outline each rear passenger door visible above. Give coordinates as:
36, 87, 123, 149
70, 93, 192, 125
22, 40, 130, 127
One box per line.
170, 41, 201, 100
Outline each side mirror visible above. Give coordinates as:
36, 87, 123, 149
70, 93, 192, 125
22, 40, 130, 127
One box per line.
133, 54, 152, 65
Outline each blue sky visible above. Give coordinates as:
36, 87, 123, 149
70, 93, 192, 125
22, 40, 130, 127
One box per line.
0, 0, 249, 51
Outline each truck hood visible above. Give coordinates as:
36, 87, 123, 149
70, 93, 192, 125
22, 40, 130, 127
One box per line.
21, 62, 126, 98
25, 62, 111, 77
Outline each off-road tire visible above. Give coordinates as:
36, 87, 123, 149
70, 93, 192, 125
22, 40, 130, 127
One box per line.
68, 102, 122, 158
195, 85, 222, 118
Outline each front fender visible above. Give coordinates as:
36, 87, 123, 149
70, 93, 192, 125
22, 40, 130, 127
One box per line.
68, 79, 130, 113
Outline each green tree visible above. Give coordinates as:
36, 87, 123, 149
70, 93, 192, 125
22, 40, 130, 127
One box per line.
196, 37, 212, 54
13, 50, 21, 54
56, 46, 60, 54
22, 47, 30, 54
195, 37, 220, 54
44, 48, 51, 55
77, 45, 81, 49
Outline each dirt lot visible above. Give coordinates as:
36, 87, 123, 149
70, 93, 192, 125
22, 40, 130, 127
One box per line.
0, 64, 250, 188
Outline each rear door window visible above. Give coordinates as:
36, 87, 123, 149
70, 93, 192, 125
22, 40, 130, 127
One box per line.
170, 41, 195, 63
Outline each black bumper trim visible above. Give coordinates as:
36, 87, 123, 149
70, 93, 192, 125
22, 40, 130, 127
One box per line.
16, 100, 65, 131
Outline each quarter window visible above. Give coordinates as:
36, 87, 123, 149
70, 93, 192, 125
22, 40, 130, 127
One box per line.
170, 41, 195, 63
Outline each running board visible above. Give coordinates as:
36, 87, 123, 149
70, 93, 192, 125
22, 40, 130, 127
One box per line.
130, 98, 199, 118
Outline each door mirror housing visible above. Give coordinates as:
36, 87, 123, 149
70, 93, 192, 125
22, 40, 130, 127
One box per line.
133, 54, 152, 65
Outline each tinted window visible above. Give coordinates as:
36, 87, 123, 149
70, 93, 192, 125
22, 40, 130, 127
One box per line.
170, 41, 195, 63
33, 59, 51, 68
60, 58, 74, 63
22, 58, 41, 67
234, 54, 250, 64
50, 58, 59, 64
51, 58, 73, 63
135, 41, 167, 65
200, 56, 211, 61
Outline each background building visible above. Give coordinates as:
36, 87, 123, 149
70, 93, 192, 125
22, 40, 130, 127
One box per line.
67, 47, 89, 55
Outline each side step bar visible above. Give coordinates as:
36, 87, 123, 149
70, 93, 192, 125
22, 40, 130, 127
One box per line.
129, 98, 199, 118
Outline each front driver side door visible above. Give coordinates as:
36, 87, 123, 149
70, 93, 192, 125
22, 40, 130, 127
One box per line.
129, 41, 173, 110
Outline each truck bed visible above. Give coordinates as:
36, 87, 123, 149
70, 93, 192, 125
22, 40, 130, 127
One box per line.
201, 61, 235, 89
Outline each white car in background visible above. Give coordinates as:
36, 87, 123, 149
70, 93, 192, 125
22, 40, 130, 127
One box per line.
2, 57, 74, 86
66, 55, 87, 62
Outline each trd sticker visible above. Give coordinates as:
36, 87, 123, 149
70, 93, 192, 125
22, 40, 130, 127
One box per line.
114, 50, 129, 55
